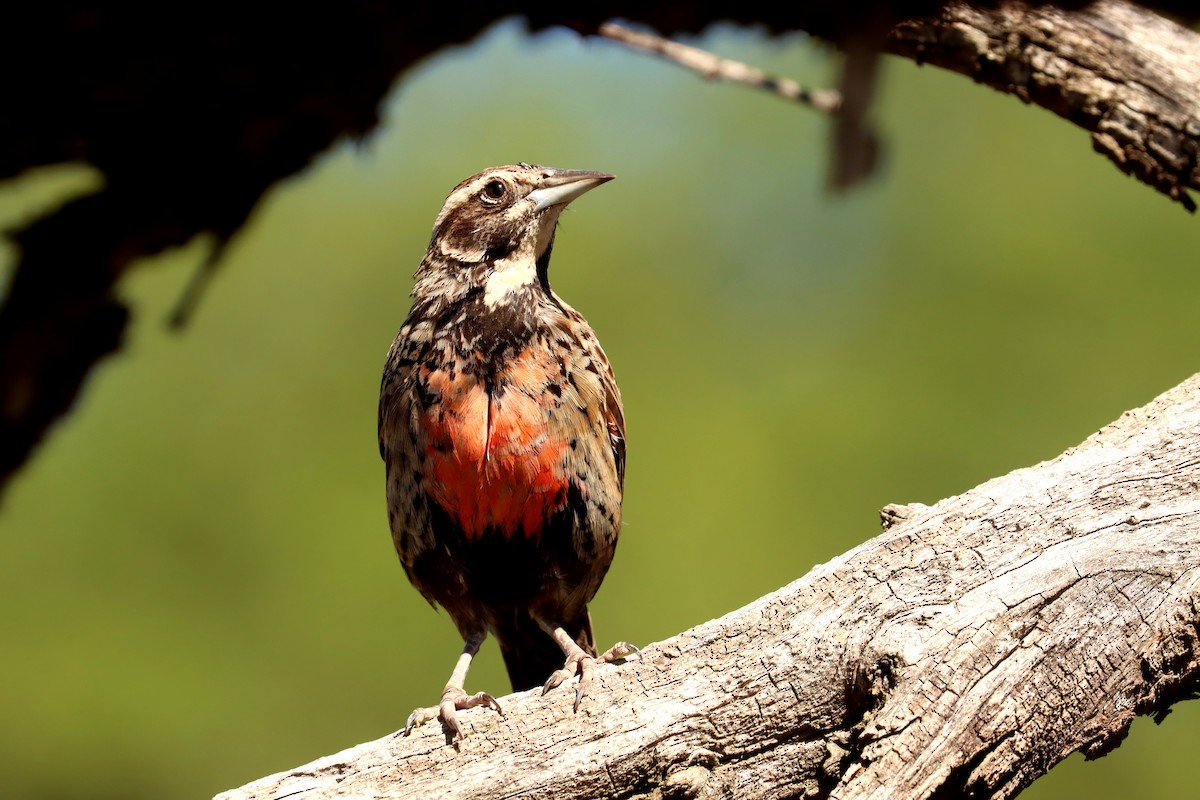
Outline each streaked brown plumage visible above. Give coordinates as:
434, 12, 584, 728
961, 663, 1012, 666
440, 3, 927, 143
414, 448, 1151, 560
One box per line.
379, 163, 634, 737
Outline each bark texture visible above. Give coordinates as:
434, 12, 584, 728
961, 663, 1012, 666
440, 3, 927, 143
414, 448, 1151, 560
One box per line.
217, 372, 1200, 799
889, 1, 1200, 212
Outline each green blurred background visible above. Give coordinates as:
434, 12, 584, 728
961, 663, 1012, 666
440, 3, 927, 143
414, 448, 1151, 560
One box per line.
2, 19, 1198, 800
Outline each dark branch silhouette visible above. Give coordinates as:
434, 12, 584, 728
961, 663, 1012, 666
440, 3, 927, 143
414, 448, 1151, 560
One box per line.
2, 2, 1197, 500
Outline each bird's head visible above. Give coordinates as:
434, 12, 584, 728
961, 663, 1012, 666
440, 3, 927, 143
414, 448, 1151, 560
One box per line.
413, 163, 614, 309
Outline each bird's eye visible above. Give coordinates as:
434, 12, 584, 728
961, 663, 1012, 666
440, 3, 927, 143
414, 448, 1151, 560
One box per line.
481, 180, 506, 202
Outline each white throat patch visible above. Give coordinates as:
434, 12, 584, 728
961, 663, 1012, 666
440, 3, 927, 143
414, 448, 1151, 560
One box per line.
483, 253, 538, 308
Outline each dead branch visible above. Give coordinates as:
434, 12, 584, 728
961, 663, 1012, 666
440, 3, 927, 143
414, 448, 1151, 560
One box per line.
597, 22, 843, 113
216, 371, 1200, 800
889, 0, 1200, 212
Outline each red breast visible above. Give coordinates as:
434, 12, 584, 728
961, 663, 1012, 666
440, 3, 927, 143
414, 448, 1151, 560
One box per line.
420, 345, 571, 539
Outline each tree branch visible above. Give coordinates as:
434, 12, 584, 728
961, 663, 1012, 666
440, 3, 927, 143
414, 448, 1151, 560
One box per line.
4, 2, 1199, 501
216, 371, 1200, 799
888, 0, 1200, 212
597, 22, 843, 114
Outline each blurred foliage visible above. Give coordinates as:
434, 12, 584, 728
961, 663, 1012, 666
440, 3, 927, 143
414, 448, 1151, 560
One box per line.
2, 18, 1198, 800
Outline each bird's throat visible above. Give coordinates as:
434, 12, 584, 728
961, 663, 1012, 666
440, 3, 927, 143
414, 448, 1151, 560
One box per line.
482, 252, 538, 309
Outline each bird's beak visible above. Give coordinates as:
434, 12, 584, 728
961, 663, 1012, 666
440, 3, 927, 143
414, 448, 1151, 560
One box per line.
529, 169, 615, 212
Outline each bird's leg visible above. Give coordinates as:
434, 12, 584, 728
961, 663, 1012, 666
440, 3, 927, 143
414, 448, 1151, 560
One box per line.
536, 619, 640, 712
404, 632, 503, 738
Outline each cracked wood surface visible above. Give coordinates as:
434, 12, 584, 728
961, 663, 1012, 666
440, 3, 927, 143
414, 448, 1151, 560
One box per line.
218, 374, 1200, 799
889, 0, 1200, 212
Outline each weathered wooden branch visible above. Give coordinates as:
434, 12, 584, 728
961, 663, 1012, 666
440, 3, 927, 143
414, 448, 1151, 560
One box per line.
888, 0, 1200, 212
597, 22, 843, 114
217, 372, 1200, 799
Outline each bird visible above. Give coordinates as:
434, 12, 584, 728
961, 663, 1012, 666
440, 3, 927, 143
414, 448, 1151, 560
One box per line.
378, 163, 635, 738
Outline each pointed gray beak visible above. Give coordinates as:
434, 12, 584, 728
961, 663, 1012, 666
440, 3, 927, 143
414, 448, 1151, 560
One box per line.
529, 169, 615, 212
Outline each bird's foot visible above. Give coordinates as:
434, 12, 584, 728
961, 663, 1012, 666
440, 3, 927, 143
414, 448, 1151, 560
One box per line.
404, 686, 502, 738
542, 641, 641, 712
598, 641, 641, 663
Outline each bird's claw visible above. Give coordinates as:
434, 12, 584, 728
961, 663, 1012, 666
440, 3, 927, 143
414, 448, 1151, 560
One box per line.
598, 641, 641, 662
404, 686, 502, 738
542, 650, 588, 701
542, 641, 641, 712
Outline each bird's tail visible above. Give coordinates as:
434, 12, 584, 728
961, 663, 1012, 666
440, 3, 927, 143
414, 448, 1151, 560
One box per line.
497, 608, 596, 692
